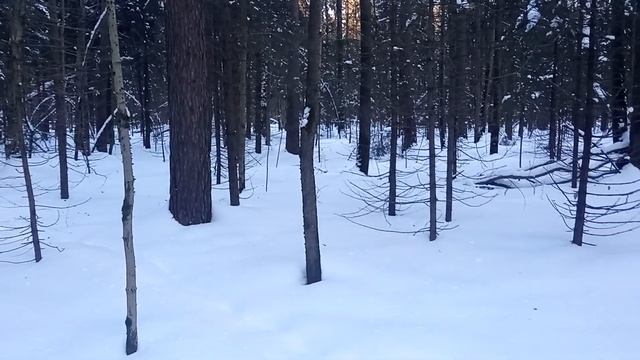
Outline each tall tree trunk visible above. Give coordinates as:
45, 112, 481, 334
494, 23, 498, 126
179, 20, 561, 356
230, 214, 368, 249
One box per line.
9, 0, 42, 261
427, 0, 437, 241
237, 0, 248, 193
3, 0, 24, 158
572, 0, 597, 247
488, 0, 502, 155
105, 0, 138, 353
446, 0, 460, 223
222, 2, 240, 206
255, 49, 265, 154
285, 0, 301, 155
336, 0, 345, 136
300, 0, 323, 285
571, 0, 585, 188
610, 0, 627, 142
141, 0, 152, 150
549, 38, 558, 160
167, 0, 212, 224
388, 0, 398, 216
74, 0, 90, 160
631, 0, 640, 167
49, 0, 70, 199
357, 0, 373, 174
95, 6, 114, 154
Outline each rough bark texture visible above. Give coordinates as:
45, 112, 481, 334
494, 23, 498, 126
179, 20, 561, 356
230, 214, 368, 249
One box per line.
631, 0, 640, 167
357, 0, 373, 174
301, 0, 323, 285
572, 0, 597, 247
106, 0, 138, 354
167, 0, 212, 224
237, 0, 248, 193
285, 0, 301, 155
610, 0, 627, 142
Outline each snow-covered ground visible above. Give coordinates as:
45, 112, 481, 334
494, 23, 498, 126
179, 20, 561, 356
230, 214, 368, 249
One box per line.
1, 131, 639, 360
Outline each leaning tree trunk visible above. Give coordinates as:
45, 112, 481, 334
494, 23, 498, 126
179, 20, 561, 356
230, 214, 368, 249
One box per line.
167, 0, 212, 224
610, 0, 627, 143
9, 0, 42, 262
631, 0, 640, 167
357, 0, 373, 175
49, 0, 69, 199
300, 0, 323, 285
105, 0, 138, 354
572, 0, 597, 247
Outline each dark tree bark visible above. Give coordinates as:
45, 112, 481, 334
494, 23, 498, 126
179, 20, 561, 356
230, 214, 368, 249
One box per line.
285, 0, 301, 155
398, 1, 416, 153
610, 0, 627, 142
572, 0, 597, 247
49, 0, 69, 199
167, 0, 212, 225
255, 48, 265, 154
388, 0, 398, 216
571, 0, 585, 188
9, 0, 42, 261
446, 0, 461, 222
549, 39, 558, 160
222, 2, 240, 206
357, 0, 373, 174
237, 0, 248, 193
300, 0, 323, 285
3, 0, 24, 158
427, 0, 437, 241
74, 0, 90, 160
631, 0, 640, 167
336, 0, 345, 136
488, 0, 502, 155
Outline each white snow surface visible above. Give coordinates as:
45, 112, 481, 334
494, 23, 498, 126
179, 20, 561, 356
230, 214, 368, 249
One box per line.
1, 130, 639, 359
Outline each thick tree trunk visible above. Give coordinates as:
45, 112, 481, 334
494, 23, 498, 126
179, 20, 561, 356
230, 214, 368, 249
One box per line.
300, 0, 323, 285
572, 0, 597, 247
49, 0, 69, 199
631, 0, 640, 167
610, 0, 627, 142
222, 3, 240, 206
95, 8, 114, 154
105, 0, 138, 353
167, 0, 212, 224
357, 0, 373, 174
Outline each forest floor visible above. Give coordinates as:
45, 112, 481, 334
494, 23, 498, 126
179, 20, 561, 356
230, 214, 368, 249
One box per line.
1, 128, 639, 360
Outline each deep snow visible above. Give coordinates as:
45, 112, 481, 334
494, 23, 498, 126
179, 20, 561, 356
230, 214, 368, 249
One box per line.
1, 130, 639, 360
